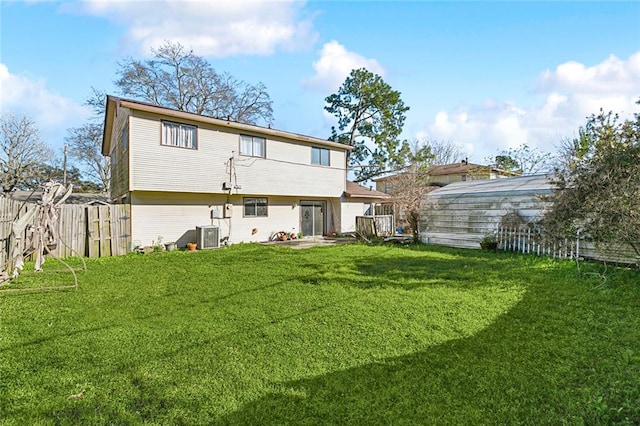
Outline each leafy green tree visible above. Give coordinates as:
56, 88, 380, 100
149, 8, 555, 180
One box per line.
325, 68, 419, 181
544, 103, 640, 259
116, 41, 273, 125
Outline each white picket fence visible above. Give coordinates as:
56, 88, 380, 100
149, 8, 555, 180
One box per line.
498, 226, 579, 259
498, 225, 639, 266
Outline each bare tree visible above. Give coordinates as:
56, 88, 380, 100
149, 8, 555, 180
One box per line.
386, 165, 434, 242
552, 135, 581, 172
486, 143, 551, 175
0, 114, 52, 195
65, 88, 110, 192
66, 123, 110, 192
383, 139, 468, 241
383, 141, 436, 242
422, 139, 469, 165
116, 41, 273, 125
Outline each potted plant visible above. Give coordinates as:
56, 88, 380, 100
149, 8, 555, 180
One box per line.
186, 242, 197, 251
480, 232, 498, 250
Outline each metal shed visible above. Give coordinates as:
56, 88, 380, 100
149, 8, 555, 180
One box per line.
419, 175, 553, 249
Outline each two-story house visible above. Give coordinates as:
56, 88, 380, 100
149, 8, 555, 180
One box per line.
102, 96, 387, 248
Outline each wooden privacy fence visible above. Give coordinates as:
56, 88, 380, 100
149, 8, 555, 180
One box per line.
356, 215, 395, 239
86, 204, 131, 258
0, 197, 26, 270
0, 197, 131, 269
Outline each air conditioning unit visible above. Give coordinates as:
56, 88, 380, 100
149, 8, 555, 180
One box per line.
196, 225, 220, 249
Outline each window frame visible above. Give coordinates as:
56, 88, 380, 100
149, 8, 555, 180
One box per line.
311, 146, 330, 166
161, 120, 198, 150
243, 197, 268, 217
240, 134, 266, 158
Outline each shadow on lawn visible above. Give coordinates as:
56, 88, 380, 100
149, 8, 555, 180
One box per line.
0, 323, 118, 354
219, 311, 637, 425
305, 248, 544, 291
218, 253, 640, 425
8, 246, 637, 424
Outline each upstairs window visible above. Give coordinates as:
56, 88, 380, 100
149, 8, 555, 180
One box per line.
240, 135, 266, 158
312, 146, 330, 166
162, 121, 197, 149
244, 197, 268, 217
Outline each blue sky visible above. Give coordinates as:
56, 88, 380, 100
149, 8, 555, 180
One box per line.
1, 0, 639, 166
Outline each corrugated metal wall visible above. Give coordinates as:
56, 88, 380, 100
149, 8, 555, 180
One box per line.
420, 175, 553, 249
419, 175, 639, 265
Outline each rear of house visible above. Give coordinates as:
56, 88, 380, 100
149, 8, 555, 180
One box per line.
103, 96, 357, 248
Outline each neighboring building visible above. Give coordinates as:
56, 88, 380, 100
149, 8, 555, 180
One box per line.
419, 174, 554, 249
374, 161, 519, 194
102, 96, 387, 248
372, 161, 519, 234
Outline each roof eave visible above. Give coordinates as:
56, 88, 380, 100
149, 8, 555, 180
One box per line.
101, 96, 118, 156
113, 97, 353, 152
344, 189, 391, 200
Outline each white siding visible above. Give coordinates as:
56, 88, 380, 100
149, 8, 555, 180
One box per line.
130, 191, 339, 247
130, 192, 215, 248
127, 111, 346, 197
340, 200, 372, 233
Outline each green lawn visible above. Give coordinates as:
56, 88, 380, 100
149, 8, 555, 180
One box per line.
1, 244, 639, 425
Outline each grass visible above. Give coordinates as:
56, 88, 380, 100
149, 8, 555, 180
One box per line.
0, 243, 639, 425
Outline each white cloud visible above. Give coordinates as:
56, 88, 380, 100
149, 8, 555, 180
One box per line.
418, 51, 640, 162
536, 53, 640, 95
0, 63, 89, 145
305, 40, 386, 91
77, 0, 317, 57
